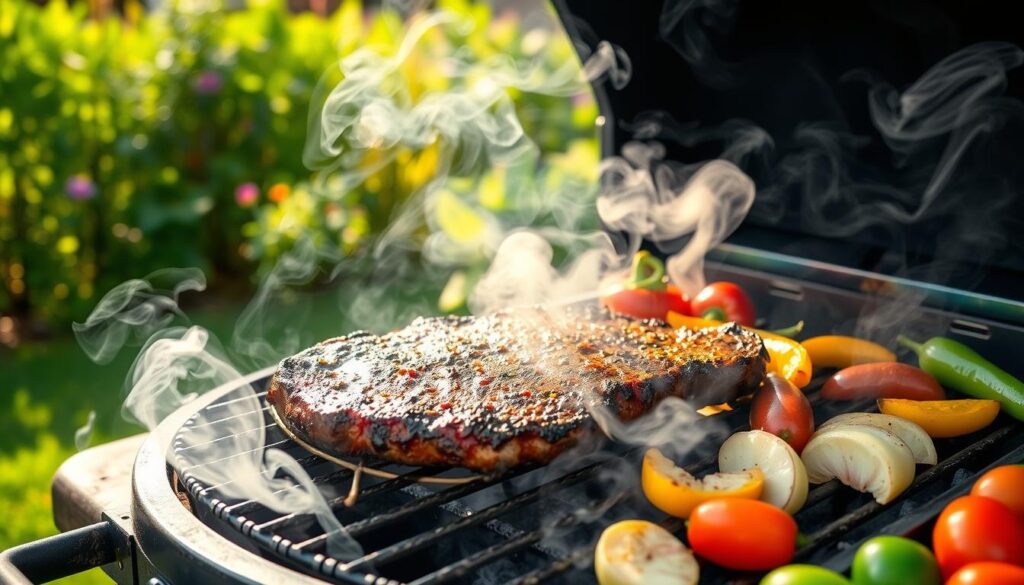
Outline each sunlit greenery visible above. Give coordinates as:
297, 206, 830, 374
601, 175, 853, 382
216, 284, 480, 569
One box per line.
1, 1, 600, 582
0, 0, 598, 328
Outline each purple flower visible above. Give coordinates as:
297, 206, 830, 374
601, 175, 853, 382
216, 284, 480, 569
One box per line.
193, 70, 224, 96
235, 182, 259, 207
65, 175, 97, 200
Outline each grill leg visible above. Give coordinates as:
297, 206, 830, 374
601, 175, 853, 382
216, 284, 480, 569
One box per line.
0, 522, 116, 585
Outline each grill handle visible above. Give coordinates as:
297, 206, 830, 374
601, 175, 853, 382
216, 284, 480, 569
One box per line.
0, 522, 116, 585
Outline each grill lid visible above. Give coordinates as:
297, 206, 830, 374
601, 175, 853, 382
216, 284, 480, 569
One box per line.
552, 0, 1024, 302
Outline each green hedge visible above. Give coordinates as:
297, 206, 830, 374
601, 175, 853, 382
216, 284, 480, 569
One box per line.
0, 0, 598, 327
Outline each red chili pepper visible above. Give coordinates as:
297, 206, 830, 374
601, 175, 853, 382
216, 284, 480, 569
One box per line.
601, 252, 690, 321
690, 282, 757, 326
821, 362, 946, 401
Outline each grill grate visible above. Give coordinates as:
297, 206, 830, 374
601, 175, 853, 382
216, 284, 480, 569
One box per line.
174, 375, 1024, 585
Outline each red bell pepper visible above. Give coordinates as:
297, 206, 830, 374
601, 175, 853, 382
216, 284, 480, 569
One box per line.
690, 281, 756, 326
601, 251, 690, 321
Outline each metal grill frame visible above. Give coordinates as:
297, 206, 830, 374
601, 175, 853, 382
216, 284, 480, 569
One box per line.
129, 257, 1024, 585
169, 373, 1024, 585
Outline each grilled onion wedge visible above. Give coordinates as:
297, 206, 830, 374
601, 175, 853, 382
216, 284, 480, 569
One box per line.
818, 412, 937, 465
718, 430, 809, 514
801, 425, 915, 504
594, 520, 699, 585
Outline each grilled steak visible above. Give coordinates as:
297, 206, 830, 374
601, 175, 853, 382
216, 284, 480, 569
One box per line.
268, 306, 767, 471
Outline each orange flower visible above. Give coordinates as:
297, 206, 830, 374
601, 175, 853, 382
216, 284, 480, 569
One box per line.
268, 183, 290, 203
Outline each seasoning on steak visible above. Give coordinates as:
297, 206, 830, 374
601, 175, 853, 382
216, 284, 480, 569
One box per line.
267, 306, 767, 471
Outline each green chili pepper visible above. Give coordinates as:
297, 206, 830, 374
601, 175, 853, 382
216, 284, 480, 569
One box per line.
772, 320, 805, 339
898, 335, 1024, 422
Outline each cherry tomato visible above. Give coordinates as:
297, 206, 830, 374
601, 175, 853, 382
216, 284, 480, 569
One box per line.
688, 498, 796, 571
821, 363, 945, 401
946, 562, 1024, 585
690, 282, 756, 326
761, 565, 851, 585
970, 466, 1024, 523
933, 495, 1024, 578
851, 536, 941, 585
750, 373, 816, 453
601, 284, 690, 321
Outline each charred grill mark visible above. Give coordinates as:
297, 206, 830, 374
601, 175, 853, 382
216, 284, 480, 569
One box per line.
267, 306, 767, 471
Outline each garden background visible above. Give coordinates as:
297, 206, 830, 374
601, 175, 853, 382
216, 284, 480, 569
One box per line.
0, 0, 599, 582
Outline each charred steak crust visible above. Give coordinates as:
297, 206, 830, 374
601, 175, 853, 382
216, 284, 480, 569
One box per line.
268, 307, 767, 471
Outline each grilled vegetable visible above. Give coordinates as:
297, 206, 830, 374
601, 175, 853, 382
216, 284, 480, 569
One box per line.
759, 330, 814, 388
877, 399, 1000, 438
821, 363, 945, 401
641, 448, 764, 519
667, 312, 813, 388
719, 430, 809, 514
594, 520, 699, 585
690, 281, 756, 326
851, 536, 941, 585
601, 251, 690, 320
898, 335, 1024, 421
970, 465, 1024, 522
818, 413, 936, 465
946, 562, 1024, 585
687, 499, 797, 571
761, 565, 851, 585
802, 335, 896, 369
801, 425, 915, 504
933, 495, 1024, 578
750, 373, 815, 453
771, 320, 805, 338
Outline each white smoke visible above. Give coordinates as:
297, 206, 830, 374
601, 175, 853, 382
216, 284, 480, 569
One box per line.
72, 267, 205, 364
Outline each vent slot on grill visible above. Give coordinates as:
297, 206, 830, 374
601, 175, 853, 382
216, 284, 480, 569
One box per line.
768, 280, 804, 301
949, 319, 992, 340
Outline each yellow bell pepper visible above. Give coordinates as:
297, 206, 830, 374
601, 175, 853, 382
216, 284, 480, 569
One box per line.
667, 312, 813, 388
877, 399, 1000, 438
801, 335, 895, 369
641, 448, 764, 519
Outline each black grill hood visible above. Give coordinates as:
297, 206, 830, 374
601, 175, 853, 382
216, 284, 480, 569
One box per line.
551, 0, 1024, 302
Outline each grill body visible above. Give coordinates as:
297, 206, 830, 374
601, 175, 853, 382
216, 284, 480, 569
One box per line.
20, 253, 1023, 585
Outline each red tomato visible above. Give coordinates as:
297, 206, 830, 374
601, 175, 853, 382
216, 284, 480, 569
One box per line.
601, 284, 690, 321
971, 466, 1024, 523
821, 362, 946, 401
946, 562, 1024, 585
690, 282, 756, 326
687, 499, 797, 571
750, 373, 816, 453
933, 496, 1024, 578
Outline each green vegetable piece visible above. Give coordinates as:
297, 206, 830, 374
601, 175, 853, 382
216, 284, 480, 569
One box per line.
898, 335, 1024, 422
772, 320, 805, 339
851, 536, 941, 585
761, 564, 850, 585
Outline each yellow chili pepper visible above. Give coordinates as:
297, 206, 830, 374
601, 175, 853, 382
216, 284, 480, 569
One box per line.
666, 312, 724, 332
877, 399, 1000, 438
801, 335, 896, 369
667, 312, 813, 388
642, 448, 764, 519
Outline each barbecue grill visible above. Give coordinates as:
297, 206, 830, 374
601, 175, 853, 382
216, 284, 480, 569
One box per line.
4, 0, 1024, 583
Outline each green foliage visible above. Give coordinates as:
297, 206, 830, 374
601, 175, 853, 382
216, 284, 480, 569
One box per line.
0, 0, 599, 326
0, 5, 598, 577
0, 0, 338, 324
0, 433, 115, 584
